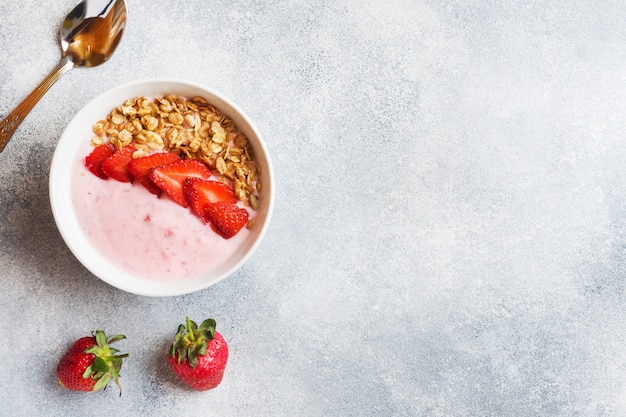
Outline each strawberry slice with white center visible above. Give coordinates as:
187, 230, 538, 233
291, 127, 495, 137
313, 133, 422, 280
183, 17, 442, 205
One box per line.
128, 152, 181, 196
183, 178, 237, 223
150, 159, 213, 207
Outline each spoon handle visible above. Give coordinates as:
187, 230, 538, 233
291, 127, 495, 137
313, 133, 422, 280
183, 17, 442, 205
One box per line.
0, 56, 75, 152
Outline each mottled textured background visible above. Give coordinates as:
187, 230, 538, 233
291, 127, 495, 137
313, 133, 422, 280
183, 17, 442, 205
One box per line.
2, 0, 626, 416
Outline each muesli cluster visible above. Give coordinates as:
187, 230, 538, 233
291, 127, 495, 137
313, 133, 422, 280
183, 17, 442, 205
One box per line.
89, 94, 260, 209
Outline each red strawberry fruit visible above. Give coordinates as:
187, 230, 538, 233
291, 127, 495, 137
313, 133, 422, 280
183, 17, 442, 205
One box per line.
150, 159, 213, 207
128, 152, 181, 196
204, 202, 249, 239
183, 178, 237, 222
101, 144, 135, 182
85, 143, 115, 179
56, 330, 129, 395
168, 317, 229, 391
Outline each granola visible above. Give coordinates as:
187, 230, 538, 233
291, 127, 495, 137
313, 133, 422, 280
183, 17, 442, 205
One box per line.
90, 95, 260, 209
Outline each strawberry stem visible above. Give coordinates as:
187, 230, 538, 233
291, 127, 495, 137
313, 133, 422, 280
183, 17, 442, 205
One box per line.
186, 316, 195, 342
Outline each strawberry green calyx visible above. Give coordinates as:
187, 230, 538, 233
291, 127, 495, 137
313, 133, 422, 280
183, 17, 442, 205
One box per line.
84, 330, 129, 395
169, 317, 216, 368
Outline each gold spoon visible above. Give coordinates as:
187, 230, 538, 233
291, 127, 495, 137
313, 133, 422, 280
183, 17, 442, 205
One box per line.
0, 0, 127, 152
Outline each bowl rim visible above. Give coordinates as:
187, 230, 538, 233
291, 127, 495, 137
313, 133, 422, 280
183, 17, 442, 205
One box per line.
49, 77, 274, 296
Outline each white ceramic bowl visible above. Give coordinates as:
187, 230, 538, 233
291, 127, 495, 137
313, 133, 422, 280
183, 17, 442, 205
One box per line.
50, 78, 274, 296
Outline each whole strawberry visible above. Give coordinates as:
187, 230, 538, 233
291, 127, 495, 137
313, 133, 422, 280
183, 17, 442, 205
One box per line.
56, 330, 129, 395
168, 317, 229, 391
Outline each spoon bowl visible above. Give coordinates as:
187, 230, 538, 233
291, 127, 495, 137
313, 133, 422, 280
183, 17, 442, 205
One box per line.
61, 0, 127, 67
0, 0, 127, 152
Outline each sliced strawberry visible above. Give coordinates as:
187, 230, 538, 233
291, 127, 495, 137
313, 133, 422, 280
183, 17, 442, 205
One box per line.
150, 159, 213, 207
204, 202, 249, 239
128, 152, 181, 196
183, 178, 237, 223
101, 144, 135, 182
85, 143, 115, 179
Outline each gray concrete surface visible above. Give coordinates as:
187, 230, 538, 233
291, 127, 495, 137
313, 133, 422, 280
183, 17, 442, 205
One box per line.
1, 0, 626, 416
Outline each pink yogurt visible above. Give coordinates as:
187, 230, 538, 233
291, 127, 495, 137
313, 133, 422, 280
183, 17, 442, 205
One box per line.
71, 141, 251, 282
